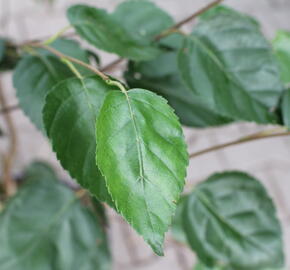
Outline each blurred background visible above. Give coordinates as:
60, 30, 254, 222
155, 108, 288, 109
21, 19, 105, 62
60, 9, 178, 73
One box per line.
0, 0, 290, 269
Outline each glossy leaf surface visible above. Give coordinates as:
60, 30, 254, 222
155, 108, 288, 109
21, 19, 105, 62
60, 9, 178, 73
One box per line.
96, 89, 188, 255
67, 1, 173, 61
182, 171, 284, 270
43, 76, 115, 204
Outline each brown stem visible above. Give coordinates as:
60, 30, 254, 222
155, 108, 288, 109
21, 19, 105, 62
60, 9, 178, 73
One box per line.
27, 43, 110, 81
155, 0, 224, 41
0, 76, 17, 197
101, 0, 224, 71
101, 58, 124, 72
17, 0, 224, 74
189, 130, 290, 159
20, 32, 76, 48
0, 104, 19, 114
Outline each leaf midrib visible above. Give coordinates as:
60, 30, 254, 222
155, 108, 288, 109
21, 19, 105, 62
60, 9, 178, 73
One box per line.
187, 35, 269, 111
122, 91, 157, 243
194, 189, 273, 259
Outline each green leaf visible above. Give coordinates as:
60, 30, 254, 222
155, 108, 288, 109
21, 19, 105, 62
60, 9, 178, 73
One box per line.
193, 262, 224, 270
112, 0, 173, 41
273, 30, 290, 84
39, 39, 93, 76
125, 49, 232, 127
171, 195, 188, 244
281, 89, 290, 128
0, 162, 111, 270
178, 7, 283, 124
67, 0, 174, 61
200, 5, 259, 26
22, 160, 58, 180
0, 39, 4, 62
182, 171, 284, 270
13, 39, 91, 131
96, 88, 188, 255
43, 76, 115, 205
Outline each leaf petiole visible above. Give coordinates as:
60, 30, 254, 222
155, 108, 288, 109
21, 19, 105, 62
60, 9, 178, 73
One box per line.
43, 25, 72, 45
61, 57, 83, 79
105, 79, 127, 94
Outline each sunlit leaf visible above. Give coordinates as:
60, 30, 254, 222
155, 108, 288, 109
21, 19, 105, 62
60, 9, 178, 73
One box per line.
96, 88, 188, 255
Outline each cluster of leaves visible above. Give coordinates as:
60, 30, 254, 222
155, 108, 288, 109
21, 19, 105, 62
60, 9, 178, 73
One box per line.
1, 0, 290, 269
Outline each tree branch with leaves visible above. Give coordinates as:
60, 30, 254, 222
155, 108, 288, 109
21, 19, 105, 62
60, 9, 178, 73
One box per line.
0, 0, 289, 269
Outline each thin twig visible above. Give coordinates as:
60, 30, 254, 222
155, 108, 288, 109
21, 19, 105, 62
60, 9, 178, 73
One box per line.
27, 43, 109, 81
17, 0, 224, 74
0, 104, 19, 114
20, 32, 76, 48
101, 0, 224, 71
0, 76, 17, 197
189, 130, 290, 159
155, 0, 224, 41
101, 58, 125, 73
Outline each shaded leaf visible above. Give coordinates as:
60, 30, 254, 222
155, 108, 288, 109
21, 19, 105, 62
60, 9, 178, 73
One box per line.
193, 262, 225, 270
96, 89, 188, 255
281, 89, 290, 129
0, 162, 111, 270
0, 38, 19, 71
178, 7, 283, 124
13, 39, 91, 131
200, 5, 259, 26
273, 30, 290, 84
43, 76, 115, 205
183, 171, 284, 270
125, 49, 232, 127
67, 0, 173, 61
39, 39, 93, 76
0, 39, 4, 62
171, 195, 188, 244
22, 160, 57, 181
